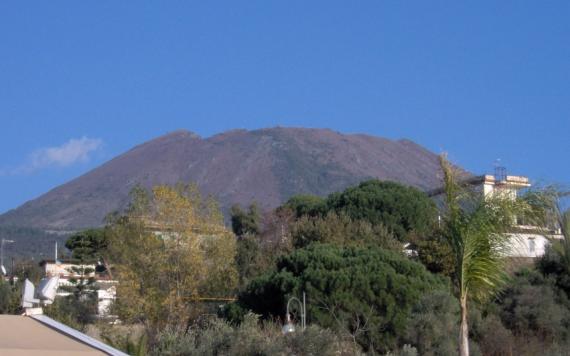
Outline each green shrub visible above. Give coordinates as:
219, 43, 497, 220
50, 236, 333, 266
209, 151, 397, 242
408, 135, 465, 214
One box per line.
151, 314, 361, 356
496, 269, 570, 344
405, 291, 459, 355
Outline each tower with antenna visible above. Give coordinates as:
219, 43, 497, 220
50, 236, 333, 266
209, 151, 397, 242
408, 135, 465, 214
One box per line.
494, 159, 507, 183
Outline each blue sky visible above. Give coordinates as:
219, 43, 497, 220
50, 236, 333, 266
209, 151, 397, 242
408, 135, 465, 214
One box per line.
1, 1, 569, 214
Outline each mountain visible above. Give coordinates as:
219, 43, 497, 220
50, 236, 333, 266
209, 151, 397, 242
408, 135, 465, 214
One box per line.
0, 127, 451, 232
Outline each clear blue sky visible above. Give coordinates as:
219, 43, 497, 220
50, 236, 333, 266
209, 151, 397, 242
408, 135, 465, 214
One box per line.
1, 2, 569, 214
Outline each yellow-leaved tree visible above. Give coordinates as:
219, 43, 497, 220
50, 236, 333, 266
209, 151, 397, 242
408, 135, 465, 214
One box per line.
106, 183, 237, 334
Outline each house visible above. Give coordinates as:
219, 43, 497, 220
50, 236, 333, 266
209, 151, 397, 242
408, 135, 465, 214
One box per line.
39, 259, 118, 318
428, 173, 563, 259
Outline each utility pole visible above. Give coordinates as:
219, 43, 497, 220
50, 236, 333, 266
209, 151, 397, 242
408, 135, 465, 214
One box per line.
1, 238, 15, 275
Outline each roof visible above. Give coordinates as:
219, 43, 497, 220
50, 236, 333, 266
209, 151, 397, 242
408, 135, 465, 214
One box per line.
0, 314, 127, 356
427, 174, 531, 197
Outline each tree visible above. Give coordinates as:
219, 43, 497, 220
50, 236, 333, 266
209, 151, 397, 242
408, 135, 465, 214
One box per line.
65, 228, 108, 262
0, 278, 20, 314
106, 183, 238, 335
230, 203, 261, 237
285, 180, 438, 242
290, 211, 400, 251
324, 180, 438, 241
438, 155, 531, 356
230, 244, 446, 353
235, 234, 263, 288
65, 228, 110, 275
416, 229, 456, 278
284, 194, 326, 218
536, 199, 570, 297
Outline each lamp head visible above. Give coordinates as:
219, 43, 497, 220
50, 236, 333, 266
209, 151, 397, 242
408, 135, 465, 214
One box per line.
282, 313, 295, 334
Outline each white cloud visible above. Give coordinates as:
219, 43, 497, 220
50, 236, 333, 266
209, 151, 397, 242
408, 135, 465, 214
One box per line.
1, 137, 103, 175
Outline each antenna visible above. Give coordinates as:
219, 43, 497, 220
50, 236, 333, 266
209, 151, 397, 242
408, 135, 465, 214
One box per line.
1, 238, 14, 275
494, 159, 507, 182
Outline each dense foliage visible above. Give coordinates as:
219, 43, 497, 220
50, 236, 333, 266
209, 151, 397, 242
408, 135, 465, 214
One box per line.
285, 180, 437, 241
106, 184, 238, 335
229, 244, 447, 353
3, 178, 567, 356
65, 228, 108, 262
289, 211, 400, 250
230, 203, 261, 237
150, 314, 361, 356
0, 278, 20, 314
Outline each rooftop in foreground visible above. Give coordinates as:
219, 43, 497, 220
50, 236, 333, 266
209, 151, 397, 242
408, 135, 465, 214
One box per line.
0, 314, 125, 356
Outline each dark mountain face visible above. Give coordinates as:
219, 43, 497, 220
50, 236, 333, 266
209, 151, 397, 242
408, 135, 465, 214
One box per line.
0, 127, 449, 231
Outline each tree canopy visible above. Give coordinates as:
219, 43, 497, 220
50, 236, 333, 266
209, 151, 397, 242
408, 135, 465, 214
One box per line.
231, 243, 447, 353
284, 180, 437, 241
65, 228, 108, 262
289, 211, 400, 250
107, 183, 238, 333
230, 203, 261, 237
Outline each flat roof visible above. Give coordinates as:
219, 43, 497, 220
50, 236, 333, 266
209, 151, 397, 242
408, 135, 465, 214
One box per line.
0, 315, 125, 355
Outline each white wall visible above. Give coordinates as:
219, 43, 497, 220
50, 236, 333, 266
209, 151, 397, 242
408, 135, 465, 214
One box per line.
505, 233, 563, 258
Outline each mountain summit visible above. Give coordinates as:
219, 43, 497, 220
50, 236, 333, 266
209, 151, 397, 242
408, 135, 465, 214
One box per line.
0, 127, 448, 231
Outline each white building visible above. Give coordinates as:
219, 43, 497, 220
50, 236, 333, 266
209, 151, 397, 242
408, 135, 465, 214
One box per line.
429, 173, 563, 259
40, 259, 117, 317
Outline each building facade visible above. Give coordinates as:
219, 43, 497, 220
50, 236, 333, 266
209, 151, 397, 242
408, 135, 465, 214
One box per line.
429, 173, 563, 259
40, 259, 117, 317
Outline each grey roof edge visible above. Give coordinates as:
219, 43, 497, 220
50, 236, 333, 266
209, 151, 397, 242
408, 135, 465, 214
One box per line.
30, 314, 129, 356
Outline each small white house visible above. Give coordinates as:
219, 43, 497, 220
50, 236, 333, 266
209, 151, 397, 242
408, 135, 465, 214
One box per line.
40, 259, 117, 317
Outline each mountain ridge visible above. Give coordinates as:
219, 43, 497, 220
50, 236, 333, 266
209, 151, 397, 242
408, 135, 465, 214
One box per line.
0, 127, 454, 231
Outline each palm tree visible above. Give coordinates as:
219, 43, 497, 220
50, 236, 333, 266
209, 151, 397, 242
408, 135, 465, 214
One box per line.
548, 193, 570, 269
557, 209, 570, 262
439, 155, 529, 356
535, 189, 570, 286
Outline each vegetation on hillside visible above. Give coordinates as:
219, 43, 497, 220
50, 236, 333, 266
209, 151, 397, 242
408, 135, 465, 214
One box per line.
2, 172, 569, 356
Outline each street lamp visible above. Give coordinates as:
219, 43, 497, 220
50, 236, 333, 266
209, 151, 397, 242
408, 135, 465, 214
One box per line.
1, 238, 14, 275
282, 292, 306, 334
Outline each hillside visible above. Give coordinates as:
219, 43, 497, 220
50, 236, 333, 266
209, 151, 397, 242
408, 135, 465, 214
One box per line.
0, 127, 450, 232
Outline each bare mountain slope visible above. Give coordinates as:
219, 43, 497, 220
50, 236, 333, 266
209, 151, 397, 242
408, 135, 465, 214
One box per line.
0, 127, 449, 231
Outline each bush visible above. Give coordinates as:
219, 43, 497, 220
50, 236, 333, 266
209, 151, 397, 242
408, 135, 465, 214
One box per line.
151, 314, 361, 356
476, 314, 514, 356
537, 243, 570, 298
44, 296, 97, 331
496, 269, 570, 344
405, 291, 459, 355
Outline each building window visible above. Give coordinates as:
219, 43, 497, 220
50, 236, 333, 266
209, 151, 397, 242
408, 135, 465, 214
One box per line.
529, 239, 535, 255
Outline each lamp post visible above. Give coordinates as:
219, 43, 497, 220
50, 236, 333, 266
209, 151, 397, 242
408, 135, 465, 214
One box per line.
1, 238, 14, 275
282, 292, 306, 334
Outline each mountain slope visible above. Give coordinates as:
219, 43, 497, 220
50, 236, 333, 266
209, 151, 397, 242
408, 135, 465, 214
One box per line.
0, 127, 450, 231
